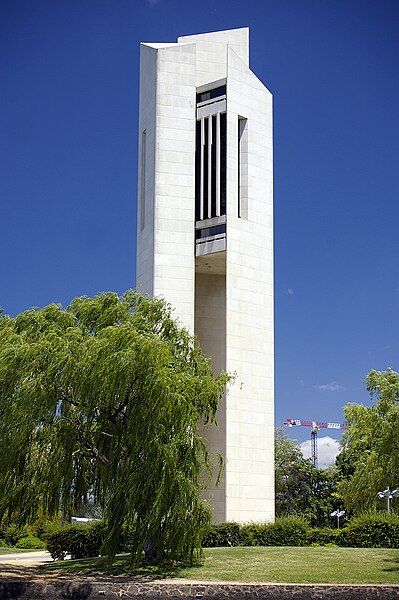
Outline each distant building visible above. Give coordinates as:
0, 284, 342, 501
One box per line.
136, 28, 274, 522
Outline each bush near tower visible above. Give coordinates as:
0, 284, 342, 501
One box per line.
0, 291, 228, 565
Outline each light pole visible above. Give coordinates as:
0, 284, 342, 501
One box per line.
331, 509, 346, 529
377, 488, 399, 512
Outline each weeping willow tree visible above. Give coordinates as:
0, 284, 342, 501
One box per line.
338, 369, 399, 514
0, 291, 228, 563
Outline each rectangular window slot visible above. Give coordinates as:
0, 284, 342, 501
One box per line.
140, 130, 147, 230
196, 85, 226, 105
220, 112, 226, 216
195, 224, 226, 240
238, 117, 248, 219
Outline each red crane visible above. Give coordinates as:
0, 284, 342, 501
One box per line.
284, 418, 347, 468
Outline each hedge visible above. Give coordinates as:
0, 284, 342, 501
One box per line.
202, 523, 244, 547
203, 515, 399, 549
0, 519, 65, 547
339, 513, 399, 548
240, 517, 311, 547
202, 517, 312, 548
45, 513, 399, 560
46, 522, 134, 560
47, 516, 314, 558
46, 523, 106, 560
0, 524, 26, 546
309, 527, 340, 546
15, 535, 46, 550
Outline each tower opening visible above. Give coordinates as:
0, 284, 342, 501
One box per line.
195, 81, 227, 259
195, 83, 227, 223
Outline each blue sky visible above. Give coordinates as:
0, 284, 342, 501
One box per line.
1, 0, 399, 447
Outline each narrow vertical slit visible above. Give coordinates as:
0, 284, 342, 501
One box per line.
200, 118, 205, 220
140, 129, 146, 230
203, 117, 208, 220
220, 113, 227, 216
238, 117, 248, 219
211, 114, 217, 218
208, 116, 212, 219
216, 112, 221, 217
238, 119, 241, 218
195, 120, 201, 221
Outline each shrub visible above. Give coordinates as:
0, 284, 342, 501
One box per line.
0, 539, 8, 548
46, 523, 106, 560
241, 517, 311, 547
339, 513, 399, 548
202, 522, 243, 547
15, 535, 46, 550
309, 527, 340, 546
203, 517, 311, 548
253, 517, 311, 546
31, 518, 65, 541
3, 524, 27, 546
240, 523, 269, 546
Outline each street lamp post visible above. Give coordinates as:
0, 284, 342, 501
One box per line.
377, 488, 399, 512
331, 509, 346, 529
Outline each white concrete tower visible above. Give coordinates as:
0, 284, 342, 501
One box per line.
136, 28, 274, 523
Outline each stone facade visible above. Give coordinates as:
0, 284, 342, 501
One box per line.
1, 580, 398, 600
136, 28, 274, 523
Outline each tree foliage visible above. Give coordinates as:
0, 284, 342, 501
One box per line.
0, 291, 228, 563
275, 429, 340, 526
338, 369, 399, 514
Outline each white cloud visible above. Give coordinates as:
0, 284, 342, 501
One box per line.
300, 436, 340, 469
287, 288, 294, 296
314, 381, 345, 392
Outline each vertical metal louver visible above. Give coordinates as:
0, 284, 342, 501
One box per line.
195, 84, 226, 222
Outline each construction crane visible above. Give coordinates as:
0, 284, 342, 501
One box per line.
284, 418, 347, 468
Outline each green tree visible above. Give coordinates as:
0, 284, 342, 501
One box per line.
338, 369, 399, 514
0, 291, 228, 563
275, 429, 339, 526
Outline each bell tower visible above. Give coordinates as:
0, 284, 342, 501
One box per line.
136, 28, 274, 522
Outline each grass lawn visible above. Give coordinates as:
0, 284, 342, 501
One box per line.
43, 546, 399, 584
